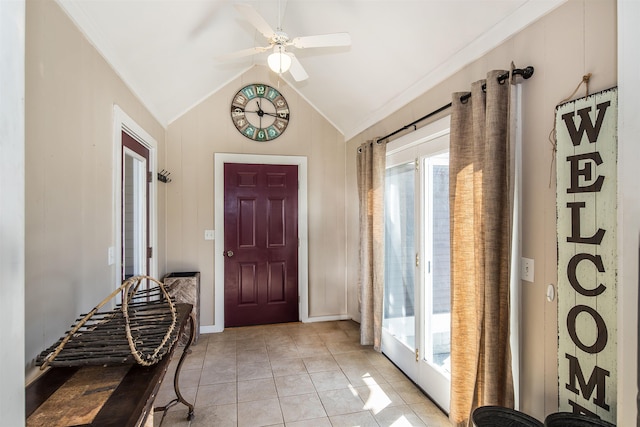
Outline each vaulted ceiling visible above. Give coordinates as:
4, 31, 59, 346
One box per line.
56, 0, 565, 140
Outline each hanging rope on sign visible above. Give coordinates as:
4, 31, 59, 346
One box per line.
548, 73, 592, 187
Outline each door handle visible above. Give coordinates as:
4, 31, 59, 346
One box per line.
224, 250, 234, 257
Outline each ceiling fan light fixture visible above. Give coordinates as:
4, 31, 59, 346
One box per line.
267, 45, 291, 74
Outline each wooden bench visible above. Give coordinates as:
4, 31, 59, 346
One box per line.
26, 303, 195, 427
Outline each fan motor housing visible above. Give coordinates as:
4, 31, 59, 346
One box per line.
271, 31, 289, 45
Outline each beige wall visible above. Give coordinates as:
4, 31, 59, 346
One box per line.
345, 0, 616, 420
25, 0, 166, 377
165, 65, 347, 327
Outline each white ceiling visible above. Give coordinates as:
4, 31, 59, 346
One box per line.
56, 0, 565, 141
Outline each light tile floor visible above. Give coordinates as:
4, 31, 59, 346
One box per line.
154, 320, 451, 427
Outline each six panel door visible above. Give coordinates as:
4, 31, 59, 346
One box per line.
224, 163, 299, 327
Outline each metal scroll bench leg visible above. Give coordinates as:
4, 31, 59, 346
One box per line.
154, 313, 196, 424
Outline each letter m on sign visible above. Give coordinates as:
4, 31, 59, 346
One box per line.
565, 353, 610, 410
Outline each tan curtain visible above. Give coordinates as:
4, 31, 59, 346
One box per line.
449, 70, 514, 426
356, 140, 386, 351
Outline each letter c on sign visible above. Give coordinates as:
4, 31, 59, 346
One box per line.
567, 253, 606, 296
567, 305, 608, 354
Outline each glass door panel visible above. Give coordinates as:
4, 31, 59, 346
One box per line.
423, 155, 451, 372
382, 162, 418, 376
416, 154, 451, 412
383, 161, 416, 348
122, 147, 147, 280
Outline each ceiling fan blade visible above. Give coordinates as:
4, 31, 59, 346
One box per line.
216, 46, 270, 61
234, 3, 276, 39
288, 54, 309, 82
290, 32, 351, 49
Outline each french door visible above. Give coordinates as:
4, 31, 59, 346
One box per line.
381, 117, 451, 412
121, 131, 149, 280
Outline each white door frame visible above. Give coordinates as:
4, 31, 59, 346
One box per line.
213, 153, 309, 332
0, 1, 25, 424
617, 1, 640, 424
113, 105, 158, 286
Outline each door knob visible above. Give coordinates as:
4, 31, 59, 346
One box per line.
225, 250, 234, 257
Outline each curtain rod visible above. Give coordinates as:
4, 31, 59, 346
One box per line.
376, 66, 534, 143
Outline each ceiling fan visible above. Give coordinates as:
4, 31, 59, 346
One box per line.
219, 3, 351, 81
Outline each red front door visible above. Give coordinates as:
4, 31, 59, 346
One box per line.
224, 163, 299, 327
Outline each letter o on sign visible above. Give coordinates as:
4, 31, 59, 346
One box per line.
567, 305, 608, 354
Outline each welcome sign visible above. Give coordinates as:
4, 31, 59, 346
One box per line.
556, 87, 617, 423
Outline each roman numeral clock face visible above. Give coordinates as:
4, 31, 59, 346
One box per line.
231, 84, 290, 141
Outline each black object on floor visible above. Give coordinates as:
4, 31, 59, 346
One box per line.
472, 405, 544, 427
545, 412, 615, 427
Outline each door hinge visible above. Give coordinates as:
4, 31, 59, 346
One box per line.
415, 348, 419, 362
147, 171, 153, 183
415, 158, 419, 171
147, 247, 153, 258
416, 253, 419, 267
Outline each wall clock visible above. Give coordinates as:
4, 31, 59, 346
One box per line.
231, 83, 290, 141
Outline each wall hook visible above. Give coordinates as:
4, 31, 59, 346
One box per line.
158, 169, 172, 183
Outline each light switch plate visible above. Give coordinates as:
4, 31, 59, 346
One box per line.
521, 257, 534, 282
204, 230, 215, 240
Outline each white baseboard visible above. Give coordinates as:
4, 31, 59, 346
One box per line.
200, 325, 223, 334
199, 315, 353, 334
303, 314, 352, 323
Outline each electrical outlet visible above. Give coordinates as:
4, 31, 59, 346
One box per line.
204, 230, 215, 241
521, 257, 534, 282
